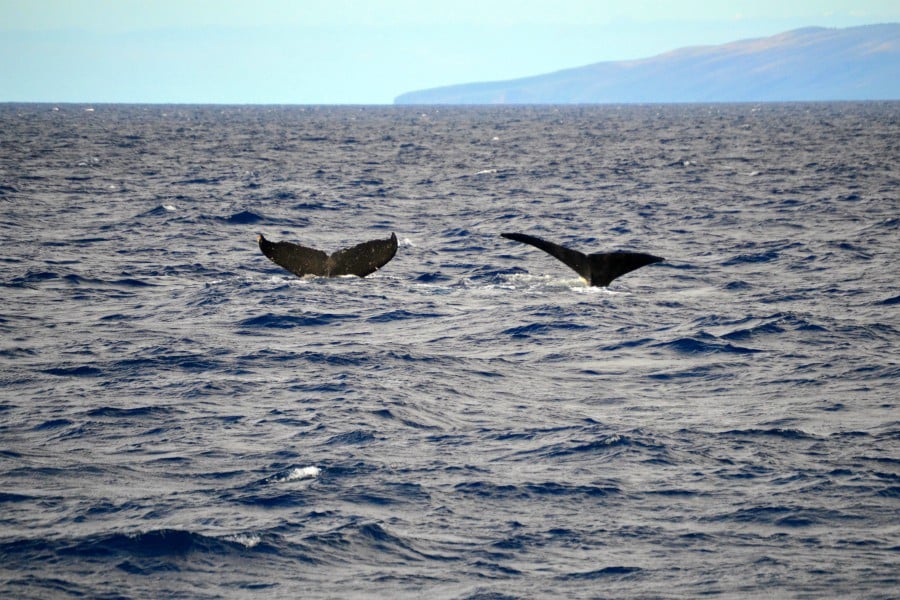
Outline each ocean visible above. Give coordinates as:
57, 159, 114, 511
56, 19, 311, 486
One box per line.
1, 102, 898, 599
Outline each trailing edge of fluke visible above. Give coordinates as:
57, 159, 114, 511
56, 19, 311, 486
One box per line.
500, 232, 664, 287
257, 233, 398, 278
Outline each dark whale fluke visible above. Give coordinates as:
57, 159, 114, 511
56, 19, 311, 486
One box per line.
501, 232, 663, 287
258, 233, 398, 278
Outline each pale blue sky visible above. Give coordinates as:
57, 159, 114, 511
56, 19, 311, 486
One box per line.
2, 0, 898, 104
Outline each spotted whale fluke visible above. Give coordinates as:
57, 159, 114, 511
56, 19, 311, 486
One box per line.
258, 233, 398, 278
501, 232, 663, 287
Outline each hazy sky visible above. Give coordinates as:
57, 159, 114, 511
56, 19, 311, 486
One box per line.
3, 0, 898, 104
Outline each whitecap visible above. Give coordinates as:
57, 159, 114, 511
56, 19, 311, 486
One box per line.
268, 275, 296, 284
226, 533, 261, 548
572, 285, 617, 295
270, 466, 321, 483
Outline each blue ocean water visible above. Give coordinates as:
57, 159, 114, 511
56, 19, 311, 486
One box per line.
1, 102, 898, 599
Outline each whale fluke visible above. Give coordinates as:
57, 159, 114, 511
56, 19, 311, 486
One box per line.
258, 233, 398, 278
501, 232, 663, 287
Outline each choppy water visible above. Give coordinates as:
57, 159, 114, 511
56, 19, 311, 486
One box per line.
1, 102, 898, 599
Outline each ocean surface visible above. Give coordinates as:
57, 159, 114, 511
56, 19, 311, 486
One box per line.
1, 102, 898, 599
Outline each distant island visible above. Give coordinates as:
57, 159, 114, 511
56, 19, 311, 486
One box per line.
394, 24, 900, 104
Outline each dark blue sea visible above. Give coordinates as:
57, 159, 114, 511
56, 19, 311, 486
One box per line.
1, 102, 898, 599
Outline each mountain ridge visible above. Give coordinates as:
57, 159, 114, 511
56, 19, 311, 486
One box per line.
394, 24, 900, 104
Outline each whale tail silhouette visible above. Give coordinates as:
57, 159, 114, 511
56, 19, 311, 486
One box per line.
258, 233, 398, 278
501, 232, 663, 287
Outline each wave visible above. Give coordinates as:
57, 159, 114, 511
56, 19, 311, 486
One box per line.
502, 321, 592, 339
302, 521, 454, 565
85, 405, 176, 419
454, 480, 620, 499
6, 270, 158, 290
716, 313, 828, 340
237, 312, 355, 329
653, 336, 761, 355
0, 492, 34, 503
366, 308, 447, 322
220, 210, 264, 225
0, 528, 280, 566
326, 430, 377, 446
705, 505, 853, 527
135, 204, 178, 218
560, 566, 643, 580
42, 365, 103, 377
719, 428, 820, 441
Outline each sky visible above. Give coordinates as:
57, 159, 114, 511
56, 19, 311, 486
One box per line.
2, 0, 899, 104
